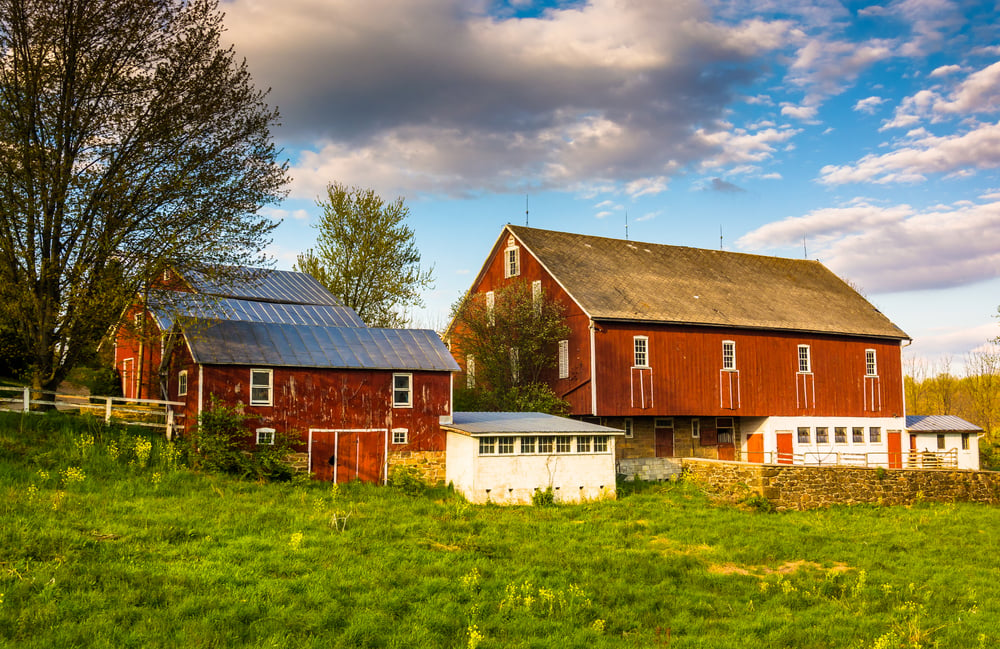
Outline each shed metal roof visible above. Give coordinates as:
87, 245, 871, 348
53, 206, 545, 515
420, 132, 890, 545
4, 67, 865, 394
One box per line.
445, 411, 624, 435
184, 320, 459, 372
504, 225, 909, 340
183, 268, 344, 306
906, 415, 983, 433
149, 293, 365, 330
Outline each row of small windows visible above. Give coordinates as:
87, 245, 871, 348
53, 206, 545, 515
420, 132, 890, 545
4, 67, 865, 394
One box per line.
797, 426, 881, 444
478, 435, 611, 455
179, 369, 414, 408
632, 337, 880, 376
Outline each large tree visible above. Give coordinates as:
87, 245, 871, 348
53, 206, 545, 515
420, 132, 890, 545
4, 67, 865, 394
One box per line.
448, 280, 570, 414
0, 0, 288, 392
295, 182, 433, 328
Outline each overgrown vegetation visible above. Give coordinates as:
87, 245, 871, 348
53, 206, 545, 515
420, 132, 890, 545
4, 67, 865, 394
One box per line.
187, 400, 298, 482
2, 410, 999, 648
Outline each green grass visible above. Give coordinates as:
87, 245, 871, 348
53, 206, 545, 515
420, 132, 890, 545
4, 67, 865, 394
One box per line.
1, 411, 999, 648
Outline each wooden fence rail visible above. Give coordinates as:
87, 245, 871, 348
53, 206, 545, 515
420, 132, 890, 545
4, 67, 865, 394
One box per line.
762, 448, 959, 469
0, 386, 184, 437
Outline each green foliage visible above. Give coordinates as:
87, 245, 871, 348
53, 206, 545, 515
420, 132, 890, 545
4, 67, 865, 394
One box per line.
531, 486, 555, 506
449, 279, 571, 414
740, 493, 776, 513
979, 439, 1000, 471
295, 183, 433, 328
388, 465, 429, 496
188, 401, 297, 482
0, 0, 287, 393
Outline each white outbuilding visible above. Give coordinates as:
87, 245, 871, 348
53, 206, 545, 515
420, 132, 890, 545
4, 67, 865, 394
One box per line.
444, 412, 624, 505
906, 415, 982, 470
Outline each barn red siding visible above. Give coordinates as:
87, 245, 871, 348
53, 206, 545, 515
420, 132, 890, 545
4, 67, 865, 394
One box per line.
592, 322, 904, 418
114, 306, 163, 400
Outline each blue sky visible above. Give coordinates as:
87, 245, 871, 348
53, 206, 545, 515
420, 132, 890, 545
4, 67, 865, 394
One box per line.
220, 0, 1000, 371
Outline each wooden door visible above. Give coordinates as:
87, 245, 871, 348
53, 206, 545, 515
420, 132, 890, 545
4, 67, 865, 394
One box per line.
121, 358, 134, 400
746, 433, 764, 463
776, 432, 793, 464
654, 421, 674, 457
887, 431, 902, 469
310, 430, 387, 483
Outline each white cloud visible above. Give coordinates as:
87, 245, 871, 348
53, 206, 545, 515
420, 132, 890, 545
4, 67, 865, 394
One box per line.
737, 198, 1000, 293
780, 103, 819, 120
853, 96, 886, 113
594, 211, 613, 219
696, 125, 800, 169
259, 206, 311, 222
929, 64, 964, 77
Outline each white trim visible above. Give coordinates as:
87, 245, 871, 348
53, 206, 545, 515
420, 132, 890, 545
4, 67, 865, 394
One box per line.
250, 368, 273, 406
504, 246, 520, 278
623, 417, 633, 438
308, 428, 390, 485
558, 340, 569, 379
391, 428, 408, 444
797, 344, 811, 373
865, 348, 878, 377
633, 335, 649, 368
722, 340, 736, 371
177, 370, 188, 397
393, 373, 413, 408
691, 418, 700, 438
256, 427, 276, 445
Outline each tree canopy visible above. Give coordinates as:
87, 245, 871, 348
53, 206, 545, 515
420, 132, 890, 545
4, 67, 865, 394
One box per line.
0, 0, 288, 391
295, 183, 433, 328
448, 280, 570, 414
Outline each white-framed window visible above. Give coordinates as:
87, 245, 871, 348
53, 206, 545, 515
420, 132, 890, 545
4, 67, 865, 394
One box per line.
256, 427, 275, 445
962, 433, 970, 450
178, 370, 188, 397
250, 369, 273, 406
393, 373, 412, 407
392, 428, 408, 445
486, 291, 495, 325
593, 436, 609, 453
798, 345, 811, 373
797, 427, 810, 444
691, 418, 700, 438
556, 437, 572, 453
558, 340, 569, 379
816, 427, 829, 443
532, 279, 542, 311
504, 246, 520, 278
498, 437, 515, 454
835, 427, 847, 444
717, 417, 734, 444
634, 336, 649, 367
479, 437, 496, 454
509, 347, 520, 384
623, 418, 633, 438
133, 312, 143, 331
466, 356, 476, 389
576, 436, 591, 453
852, 427, 864, 443
538, 436, 555, 453
869, 427, 881, 443
865, 349, 878, 376
722, 340, 736, 371
521, 437, 536, 454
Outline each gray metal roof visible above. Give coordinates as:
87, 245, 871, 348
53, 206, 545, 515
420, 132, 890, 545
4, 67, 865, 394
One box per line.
906, 415, 983, 433
149, 293, 365, 330
503, 226, 909, 340
185, 320, 460, 372
446, 412, 624, 435
183, 268, 344, 306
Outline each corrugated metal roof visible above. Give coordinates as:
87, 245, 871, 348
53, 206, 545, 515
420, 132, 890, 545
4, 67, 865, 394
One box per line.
506, 225, 909, 340
446, 411, 624, 435
183, 268, 344, 306
185, 320, 460, 372
148, 293, 365, 330
906, 415, 983, 432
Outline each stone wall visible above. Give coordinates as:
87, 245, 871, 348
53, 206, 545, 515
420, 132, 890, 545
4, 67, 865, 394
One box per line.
681, 458, 1000, 510
388, 449, 447, 485
618, 457, 683, 481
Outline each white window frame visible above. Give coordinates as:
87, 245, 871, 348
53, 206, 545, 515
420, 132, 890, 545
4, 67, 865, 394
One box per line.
722, 340, 736, 371
497, 437, 515, 454
865, 348, 878, 377
556, 437, 572, 453
797, 345, 811, 373
133, 311, 144, 331
691, 418, 700, 438
479, 437, 496, 455
869, 426, 881, 443
393, 373, 413, 408
593, 436, 609, 453
852, 427, 864, 443
520, 437, 536, 454
256, 427, 275, 445
633, 336, 649, 368
834, 427, 847, 444
623, 418, 633, 438
392, 428, 408, 445
250, 369, 273, 406
504, 246, 520, 278
797, 427, 810, 444
177, 370, 188, 397
576, 436, 591, 453
558, 340, 569, 379
466, 356, 476, 389
816, 426, 829, 444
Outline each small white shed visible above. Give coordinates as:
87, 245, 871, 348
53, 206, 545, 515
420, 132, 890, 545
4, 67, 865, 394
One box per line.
906, 415, 982, 470
444, 412, 624, 505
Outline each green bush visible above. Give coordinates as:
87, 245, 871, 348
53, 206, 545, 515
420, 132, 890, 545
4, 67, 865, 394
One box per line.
388, 465, 428, 496
980, 438, 1000, 471
187, 400, 297, 481
531, 486, 555, 506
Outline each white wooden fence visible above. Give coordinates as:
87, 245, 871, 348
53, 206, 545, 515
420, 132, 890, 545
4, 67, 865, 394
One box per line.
750, 449, 959, 469
0, 386, 184, 437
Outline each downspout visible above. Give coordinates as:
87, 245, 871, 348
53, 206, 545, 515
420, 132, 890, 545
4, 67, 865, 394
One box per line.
590, 320, 598, 416
198, 364, 204, 422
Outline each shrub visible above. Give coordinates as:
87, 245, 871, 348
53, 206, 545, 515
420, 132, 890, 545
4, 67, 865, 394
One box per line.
531, 486, 555, 506
388, 465, 428, 496
187, 400, 297, 481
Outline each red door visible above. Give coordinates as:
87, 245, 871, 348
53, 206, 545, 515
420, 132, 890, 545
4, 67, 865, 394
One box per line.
654, 422, 674, 457
887, 431, 902, 469
310, 431, 386, 483
776, 432, 793, 464
746, 433, 764, 463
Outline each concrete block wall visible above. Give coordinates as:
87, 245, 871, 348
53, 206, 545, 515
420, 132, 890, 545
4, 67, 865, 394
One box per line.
618, 457, 683, 481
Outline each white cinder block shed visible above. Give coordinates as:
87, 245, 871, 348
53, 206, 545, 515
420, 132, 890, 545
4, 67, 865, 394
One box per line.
444, 412, 624, 505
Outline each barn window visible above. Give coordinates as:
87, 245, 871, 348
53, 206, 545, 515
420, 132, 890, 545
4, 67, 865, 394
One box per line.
869, 427, 881, 443
852, 427, 864, 443
479, 437, 496, 454
521, 437, 536, 454
797, 427, 810, 444
797, 345, 811, 373
558, 340, 569, 379
504, 246, 520, 278
691, 418, 700, 438
532, 280, 542, 311
393, 373, 412, 408
717, 417, 734, 444
865, 349, 878, 376
556, 437, 572, 453
486, 291, 495, 325
633, 336, 648, 367
256, 427, 275, 445
497, 437, 515, 454
835, 427, 847, 443
177, 370, 188, 397
722, 340, 736, 371
816, 427, 829, 443
962, 433, 970, 450
250, 369, 273, 406
936, 434, 945, 450
392, 428, 408, 444
538, 436, 555, 453
576, 436, 591, 453
623, 418, 633, 438
593, 436, 609, 453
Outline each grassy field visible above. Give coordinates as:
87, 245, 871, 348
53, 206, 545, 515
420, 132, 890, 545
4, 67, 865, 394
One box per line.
1, 411, 998, 649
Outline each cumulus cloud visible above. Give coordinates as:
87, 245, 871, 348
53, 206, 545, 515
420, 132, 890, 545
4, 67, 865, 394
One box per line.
737, 199, 1000, 293
883, 61, 1000, 130
853, 96, 887, 113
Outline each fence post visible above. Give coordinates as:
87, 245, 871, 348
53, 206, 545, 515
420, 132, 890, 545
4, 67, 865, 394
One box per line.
166, 409, 174, 441
105, 397, 112, 423
22, 386, 29, 413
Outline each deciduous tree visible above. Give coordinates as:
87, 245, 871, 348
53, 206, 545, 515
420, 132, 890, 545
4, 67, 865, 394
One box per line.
0, 0, 288, 392
295, 183, 433, 328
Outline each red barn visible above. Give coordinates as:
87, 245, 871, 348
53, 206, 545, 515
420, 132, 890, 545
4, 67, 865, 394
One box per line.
452, 225, 912, 476
115, 268, 458, 482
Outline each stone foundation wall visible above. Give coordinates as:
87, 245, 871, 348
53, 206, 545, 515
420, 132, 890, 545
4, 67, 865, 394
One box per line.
388, 449, 447, 485
285, 452, 309, 473
681, 458, 1000, 510
618, 457, 683, 481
